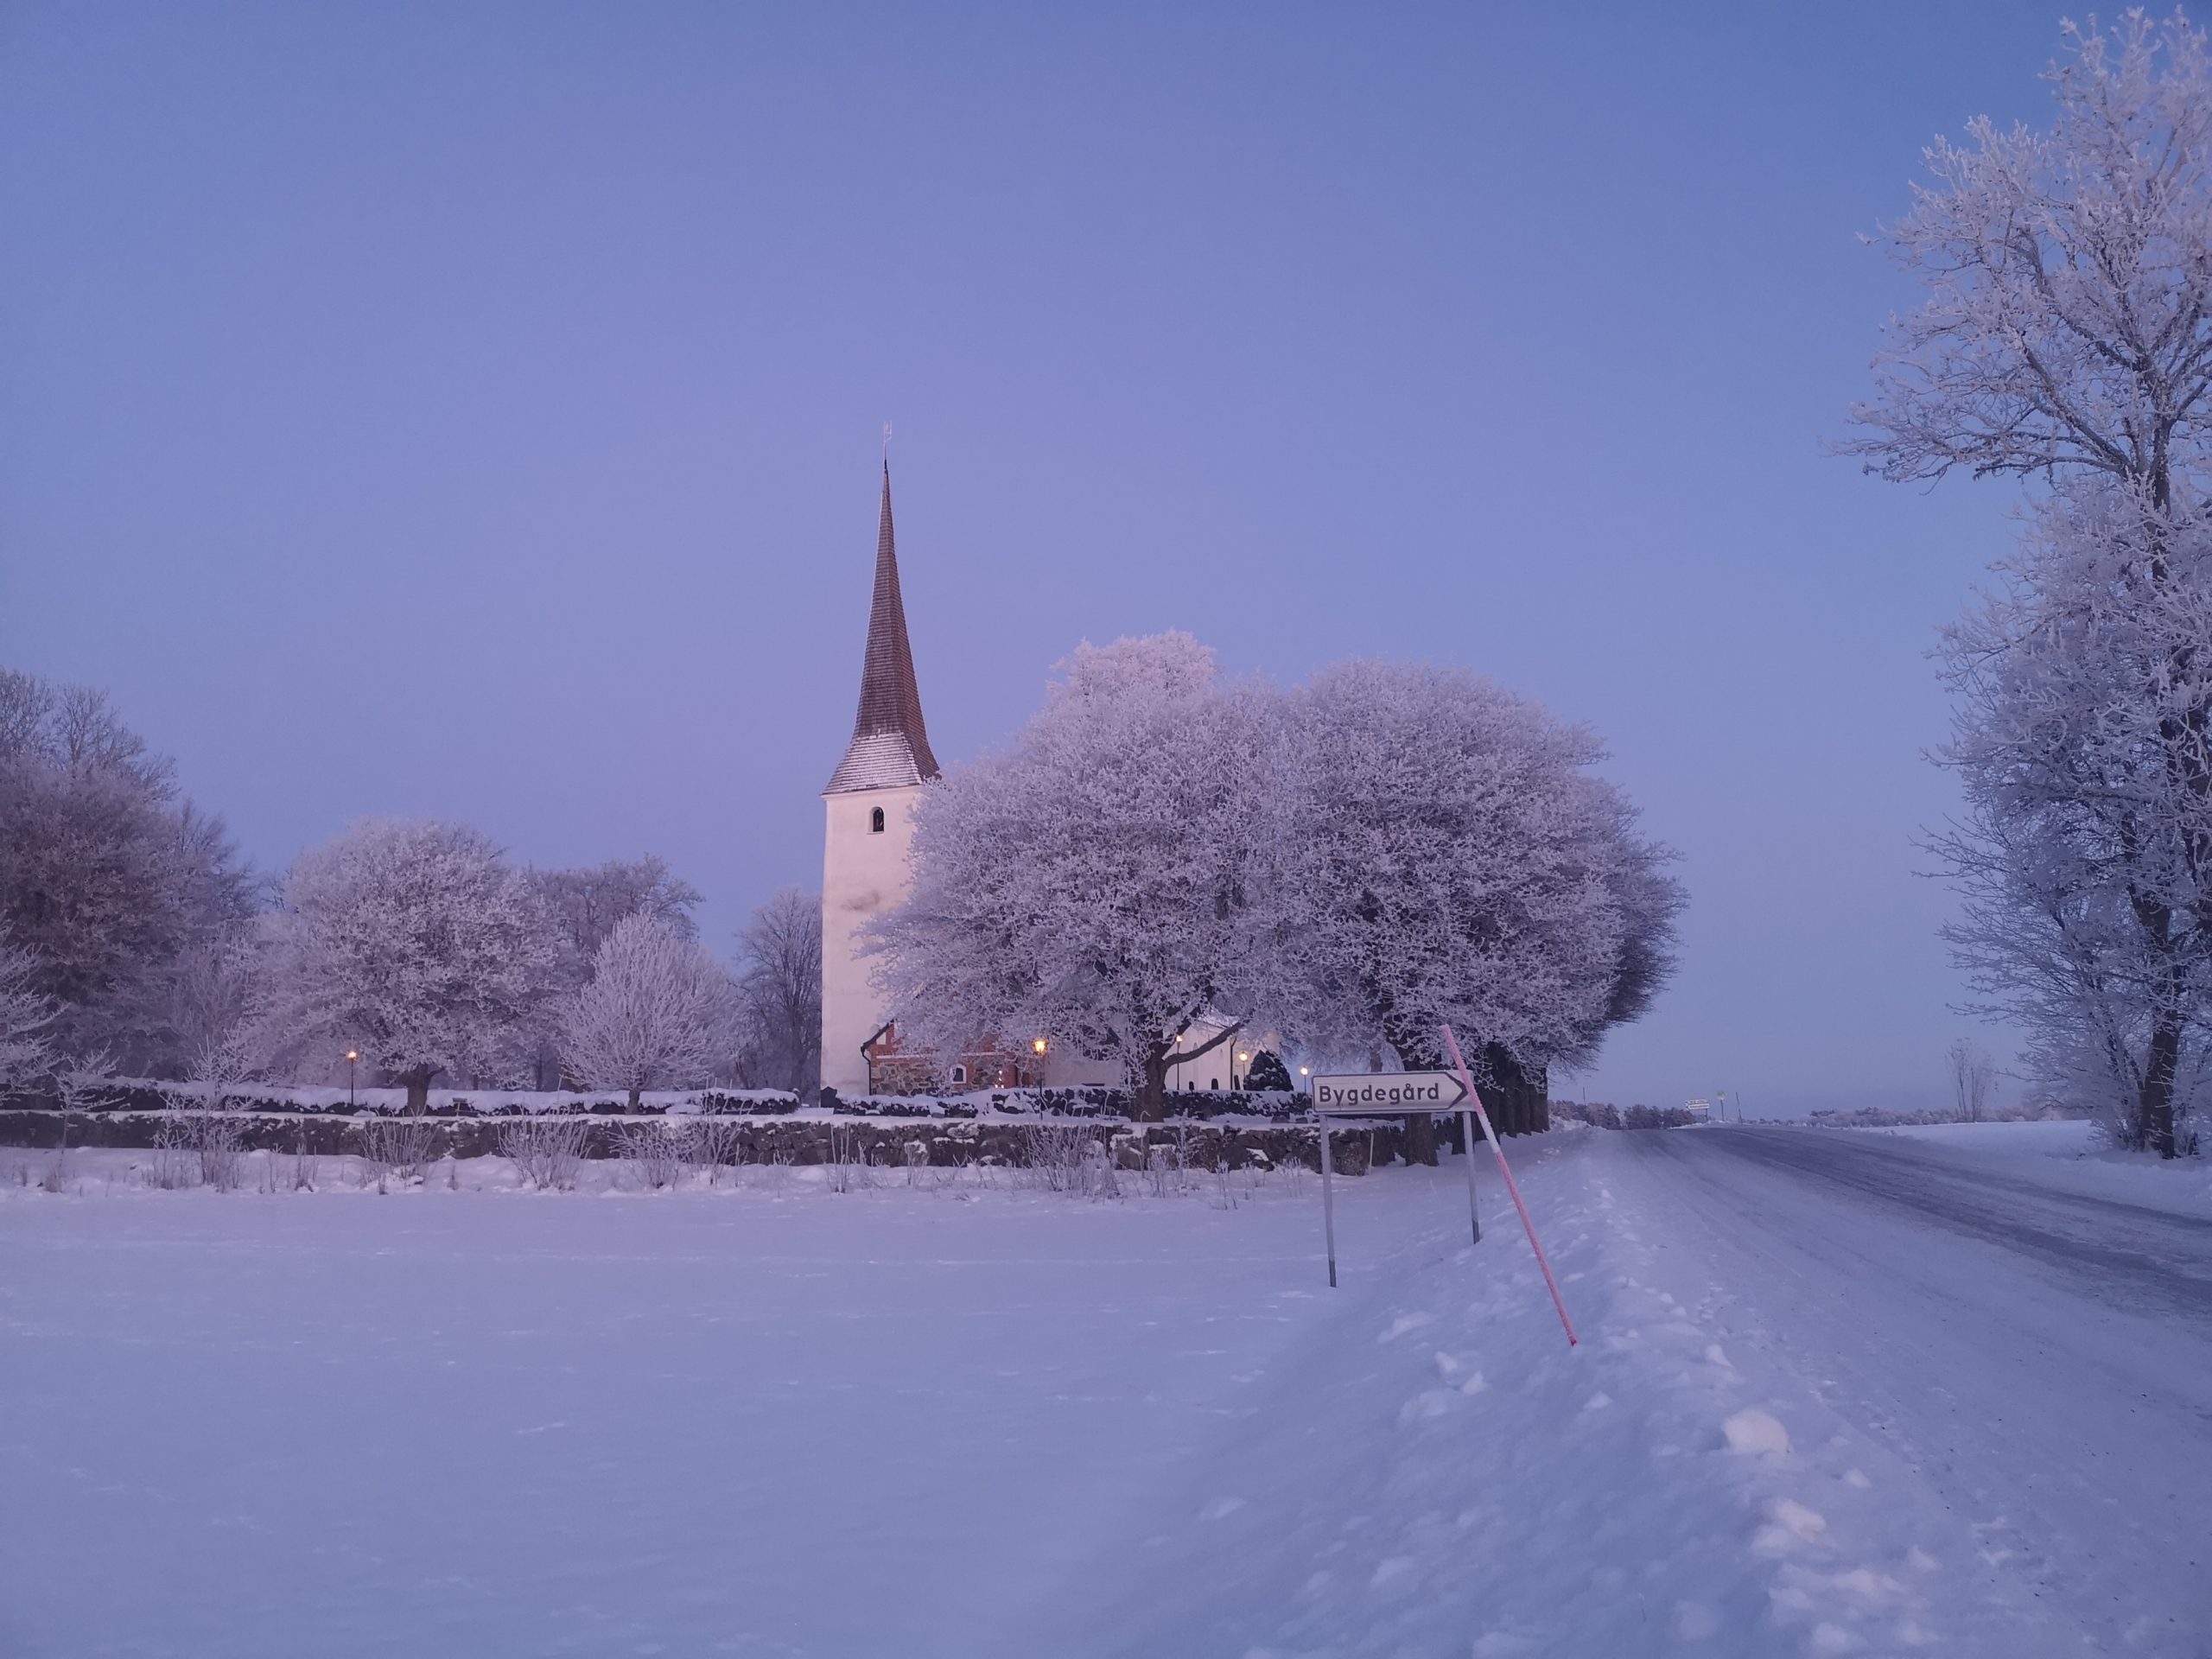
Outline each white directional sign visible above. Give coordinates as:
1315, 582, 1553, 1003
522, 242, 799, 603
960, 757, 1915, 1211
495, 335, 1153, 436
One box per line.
1310, 1071, 1469, 1115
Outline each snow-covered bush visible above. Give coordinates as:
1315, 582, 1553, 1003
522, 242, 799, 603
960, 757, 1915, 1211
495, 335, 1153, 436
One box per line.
557, 915, 736, 1112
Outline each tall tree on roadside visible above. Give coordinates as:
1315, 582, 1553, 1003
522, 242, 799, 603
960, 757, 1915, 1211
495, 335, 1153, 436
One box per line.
556, 913, 735, 1110
1849, 12, 2212, 1154
267, 820, 559, 1114
868, 634, 1267, 1122
1935, 485, 2212, 1145
1268, 659, 1681, 1158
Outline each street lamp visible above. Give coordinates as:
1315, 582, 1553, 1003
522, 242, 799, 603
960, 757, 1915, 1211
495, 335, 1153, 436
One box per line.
346, 1050, 359, 1110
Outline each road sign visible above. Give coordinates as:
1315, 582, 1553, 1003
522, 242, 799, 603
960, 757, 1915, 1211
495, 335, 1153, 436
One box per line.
1309, 1071, 1468, 1114
1309, 1071, 1480, 1286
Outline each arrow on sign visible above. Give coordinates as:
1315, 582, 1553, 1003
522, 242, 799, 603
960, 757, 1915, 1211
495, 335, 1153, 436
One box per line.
1309, 1071, 1470, 1115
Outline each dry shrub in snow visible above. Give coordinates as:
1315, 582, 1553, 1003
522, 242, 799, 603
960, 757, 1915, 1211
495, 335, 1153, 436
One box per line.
821, 1122, 874, 1192
1019, 1123, 1119, 1198
498, 1116, 591, 1191
614, 1119, 696, 1190
693, 1116, 745, 1184
359, 1116, 445, 1183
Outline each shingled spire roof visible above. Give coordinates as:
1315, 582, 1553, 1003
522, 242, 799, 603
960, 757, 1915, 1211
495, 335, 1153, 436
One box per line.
825, 462, 940, 793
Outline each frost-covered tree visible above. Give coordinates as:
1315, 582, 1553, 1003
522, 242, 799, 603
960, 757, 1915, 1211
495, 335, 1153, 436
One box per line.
1848, 11, 2212, 507
868, 634, 1268, 1122
1935, 484, 2212, 1150
1268, 660, 1681, 1150
0, 668, 251, 1069
556, 912, 736, 1109
524, 855, 702, 1086
160, 928, 270, 1107
267, 820, 559, 1113
732, 887, 821, 1095
1853, 12, 2212, 1154
0, 925, 58, 1093
528, 855, 702, 982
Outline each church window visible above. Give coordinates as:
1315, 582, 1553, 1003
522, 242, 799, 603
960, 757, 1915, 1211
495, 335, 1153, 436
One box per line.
950, 1065, 967, 1085
869, 806, 886, 834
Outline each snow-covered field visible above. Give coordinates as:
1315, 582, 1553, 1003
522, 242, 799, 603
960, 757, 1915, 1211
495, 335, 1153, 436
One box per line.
2, 1126, 2204, 1657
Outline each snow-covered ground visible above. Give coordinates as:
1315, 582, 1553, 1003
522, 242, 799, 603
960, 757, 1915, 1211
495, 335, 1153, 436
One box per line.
1844, 1116, 2212, 1217
2, 1127, 2204, 1656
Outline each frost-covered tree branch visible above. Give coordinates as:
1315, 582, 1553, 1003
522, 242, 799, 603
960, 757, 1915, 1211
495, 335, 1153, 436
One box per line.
1847, 12, 2212, 506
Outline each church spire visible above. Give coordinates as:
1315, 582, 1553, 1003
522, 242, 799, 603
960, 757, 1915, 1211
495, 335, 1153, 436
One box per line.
825, 461, 940, 792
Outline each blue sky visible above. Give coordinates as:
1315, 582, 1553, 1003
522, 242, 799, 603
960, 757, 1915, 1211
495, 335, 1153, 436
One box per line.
0, 3, 2081, 1112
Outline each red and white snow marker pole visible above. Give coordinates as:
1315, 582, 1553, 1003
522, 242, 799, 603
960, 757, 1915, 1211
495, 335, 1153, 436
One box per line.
1440, 1025, 1579, 1349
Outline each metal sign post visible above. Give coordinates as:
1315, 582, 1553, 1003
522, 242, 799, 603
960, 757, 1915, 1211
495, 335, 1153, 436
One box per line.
1309, 1071, 1476, 1287
1319, 1122, 1338, 1287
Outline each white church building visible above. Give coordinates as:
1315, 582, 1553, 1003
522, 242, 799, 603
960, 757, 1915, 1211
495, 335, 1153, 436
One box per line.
818, 466, 1256, 1099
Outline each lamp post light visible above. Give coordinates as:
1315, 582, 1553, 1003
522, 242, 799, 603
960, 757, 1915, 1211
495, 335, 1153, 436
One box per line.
1030, 1036, 1047, 1087
346, 1050, 359, 1110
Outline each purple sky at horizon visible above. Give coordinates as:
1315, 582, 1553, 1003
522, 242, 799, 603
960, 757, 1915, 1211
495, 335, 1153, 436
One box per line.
2, 2, 2082, 1114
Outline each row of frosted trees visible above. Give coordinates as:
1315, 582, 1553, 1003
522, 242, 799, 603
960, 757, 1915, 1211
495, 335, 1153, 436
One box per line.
869, 637, 1685, 1125
0, 668, 822, 1109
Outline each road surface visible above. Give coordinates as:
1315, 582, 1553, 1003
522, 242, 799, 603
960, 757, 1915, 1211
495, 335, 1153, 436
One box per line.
1625, 1128, 2212, 1656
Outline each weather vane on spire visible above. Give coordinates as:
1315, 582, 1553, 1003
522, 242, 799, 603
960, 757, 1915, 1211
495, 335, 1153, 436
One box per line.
881, 422, 893, 460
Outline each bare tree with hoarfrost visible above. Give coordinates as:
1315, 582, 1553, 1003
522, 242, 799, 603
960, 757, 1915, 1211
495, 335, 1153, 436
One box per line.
528, 855, 702, 979
266, 820, 559, 1114
1268, 660, 1681, 1154
556, 912, 735, 1109
1946, 1037, 1998, 1124
868, 633, 1267, 1122
732, 887, 821, 1095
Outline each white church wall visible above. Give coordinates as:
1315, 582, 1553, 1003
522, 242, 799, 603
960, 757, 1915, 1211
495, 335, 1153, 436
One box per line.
819, 783, 921, 1095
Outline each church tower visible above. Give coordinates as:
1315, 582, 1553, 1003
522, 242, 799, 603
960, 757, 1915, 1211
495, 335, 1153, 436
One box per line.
820, 462, 939, 1096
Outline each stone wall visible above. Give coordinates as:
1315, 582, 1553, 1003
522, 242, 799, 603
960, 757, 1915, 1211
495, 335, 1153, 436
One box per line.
0, 1109, 1413, 1174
